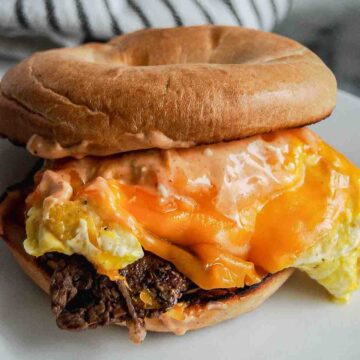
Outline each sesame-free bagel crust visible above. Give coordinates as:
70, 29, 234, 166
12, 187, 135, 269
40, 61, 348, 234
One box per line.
0, 26, 336, 158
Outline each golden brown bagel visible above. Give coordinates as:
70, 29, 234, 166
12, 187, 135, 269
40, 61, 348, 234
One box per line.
0, 26, 336, 159
0, 189, 293, 335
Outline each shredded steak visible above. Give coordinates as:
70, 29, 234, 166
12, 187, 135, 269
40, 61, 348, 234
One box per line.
49, 254, 128, 330
38, 252, 266, 342
39, 252, 193, 341
120, 253, 190, 309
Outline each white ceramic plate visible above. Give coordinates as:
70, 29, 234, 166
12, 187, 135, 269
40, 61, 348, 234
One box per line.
1, 90, 360, 360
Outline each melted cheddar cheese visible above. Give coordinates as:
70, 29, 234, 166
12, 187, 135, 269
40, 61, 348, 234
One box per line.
24, 128, 360, 301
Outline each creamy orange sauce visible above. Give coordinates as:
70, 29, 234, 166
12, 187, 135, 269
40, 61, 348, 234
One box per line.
27, 131, 195, 159
26, 128, 360, 289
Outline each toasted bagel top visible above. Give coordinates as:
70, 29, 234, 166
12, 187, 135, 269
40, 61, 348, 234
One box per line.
0, 26, 336, 158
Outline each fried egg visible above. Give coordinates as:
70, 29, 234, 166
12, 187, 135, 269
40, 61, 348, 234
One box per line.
25, 200, 144, 279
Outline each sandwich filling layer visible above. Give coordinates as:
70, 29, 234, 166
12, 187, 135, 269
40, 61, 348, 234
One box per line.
24, 128, 360, 302
39, 251, 270, 340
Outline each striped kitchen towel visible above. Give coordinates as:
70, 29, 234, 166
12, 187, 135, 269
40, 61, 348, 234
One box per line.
0, 0, 292, 60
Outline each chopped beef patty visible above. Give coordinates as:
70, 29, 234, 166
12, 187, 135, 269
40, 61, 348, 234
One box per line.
38, 252, 267, 342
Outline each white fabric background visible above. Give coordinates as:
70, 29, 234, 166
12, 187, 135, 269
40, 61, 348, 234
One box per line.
0, 0, 291, 60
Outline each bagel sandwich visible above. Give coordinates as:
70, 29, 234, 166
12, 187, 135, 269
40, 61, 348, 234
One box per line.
0, 26, 359, 343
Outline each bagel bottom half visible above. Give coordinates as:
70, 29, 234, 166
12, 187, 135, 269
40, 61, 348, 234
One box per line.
0, 189, 293, 335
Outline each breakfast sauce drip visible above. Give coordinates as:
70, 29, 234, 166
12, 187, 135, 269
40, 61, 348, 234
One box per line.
25, 128, 360, 291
